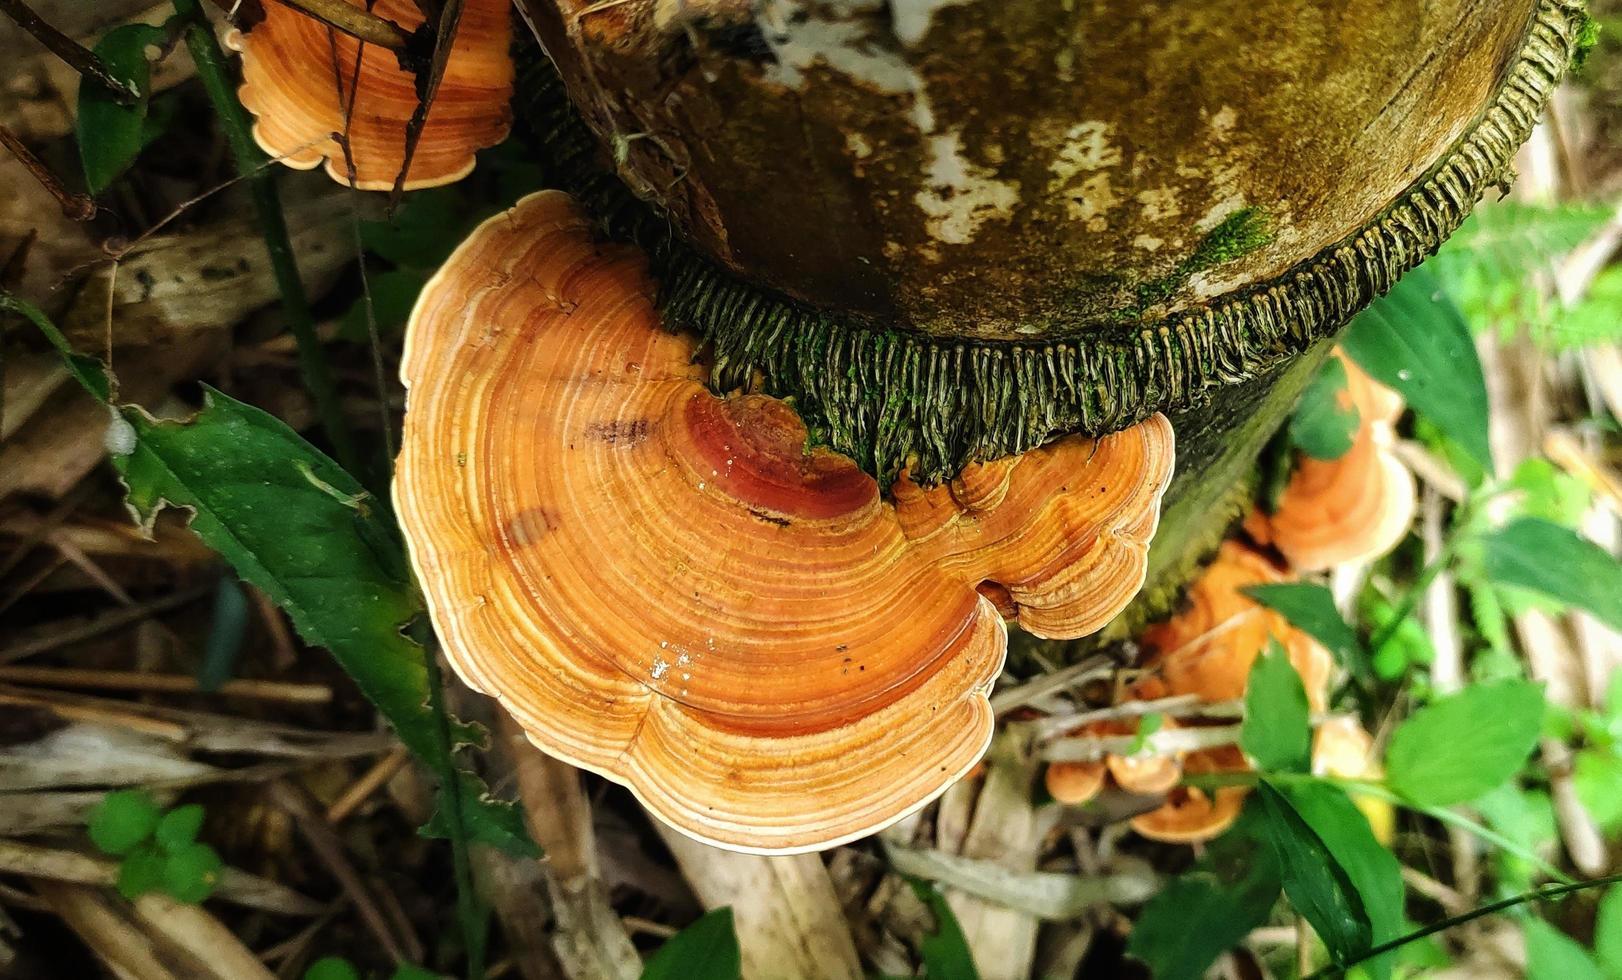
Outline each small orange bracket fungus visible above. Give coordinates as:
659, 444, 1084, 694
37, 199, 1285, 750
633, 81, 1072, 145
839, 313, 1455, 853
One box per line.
1044, 718, 1183, 806
1141, 540, 1335, 711
1250, 351, 1417, 571
228, 0, 513, 190
394, 191, 1175, 853
1128, 746, 1250, 844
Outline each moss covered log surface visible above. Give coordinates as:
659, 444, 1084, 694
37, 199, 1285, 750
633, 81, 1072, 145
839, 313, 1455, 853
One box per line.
514, 2, 1582, 483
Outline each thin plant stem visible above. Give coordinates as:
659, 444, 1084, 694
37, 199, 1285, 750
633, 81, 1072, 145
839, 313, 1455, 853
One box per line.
419, 627, 489, 980
172, 0, 361, 475
326, 21, 398, 475
1368, 533, 1463, 653
264, 0, 412, 51
0, 122, 96, 220
0, 0, 141, 102
1303, 872, 1622, 979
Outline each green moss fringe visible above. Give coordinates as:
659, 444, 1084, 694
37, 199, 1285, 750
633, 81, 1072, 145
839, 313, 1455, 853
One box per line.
515, 0, 1582, 484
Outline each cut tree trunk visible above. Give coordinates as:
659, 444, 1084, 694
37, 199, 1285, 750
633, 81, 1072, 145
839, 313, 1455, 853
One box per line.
508, 0, 1581, 614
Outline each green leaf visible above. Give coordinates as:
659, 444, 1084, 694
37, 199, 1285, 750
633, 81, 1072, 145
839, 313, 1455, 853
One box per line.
337, 268, 427, 342
420, 769, 537, 857
1474, 784, 1558, 893
116, 845, 166, 899
1594, 886, 1622, 977
1342, 266, 1492, 471
1429, 200, 1613, 347
153, 804, 205, 853
1128, 712, 1164, 755
1290, 356, 1360, 460
109, 387, 535, 857
640, 908, 741, 980
389, 967, 443, 980
1241, 641, 1312, 773
1245, 582, 1370, 685
1524, 918, 1605, 980
910, 880, 980, 980
1274, 781, 1404, 980
89, 789, 161, 856
303, 958, 362, 980
1480, 518, 1622, 631
160, 841, 222, 903
1573, 749, 1622, 833
1127, 810, 1282, 980
0, 293, 110, 401
1254, 782, 1372, 964
361, 188, 470, 269
1557, 265, 1622, 351
1385, 679, 1545, 806
77, 24, 166, 195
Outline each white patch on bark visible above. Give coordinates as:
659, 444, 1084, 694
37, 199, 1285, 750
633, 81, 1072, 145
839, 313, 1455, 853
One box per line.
890, 0, 974, 46
915, 130, 1021, 245
1136, 187, 1182, 222
756, 1, 1019, 246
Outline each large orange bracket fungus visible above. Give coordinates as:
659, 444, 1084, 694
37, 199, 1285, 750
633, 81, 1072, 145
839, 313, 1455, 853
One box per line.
394, 191, 1174, 853
228, 0, 513, 190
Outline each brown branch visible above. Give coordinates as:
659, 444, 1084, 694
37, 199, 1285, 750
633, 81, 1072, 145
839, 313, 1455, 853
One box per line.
264, 0, 411, 51
0, 122, 95, 220
0, 0, 141, 102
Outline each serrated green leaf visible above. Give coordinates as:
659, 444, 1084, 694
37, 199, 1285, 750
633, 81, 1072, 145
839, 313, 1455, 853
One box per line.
1385, 679, 1544, 806
1479, 518, 1622, 631
1126, 809, 1281, 980
1254, 782, 1372, 965
160, 841, 222, 903
910, 880, 980, 980
1290, 356, 1359, 460
1524, 918, 1605, 980
89, 789, 161, 856
1274, 781, 1403, 980
77, 24, 166, 195
1430, 200, 1613, 347
154, 804, 205, 853
116, 845, 166, 899
108, 386, 534, 857
420, 770, 536, 857
1342, 266, 1492, 471
1241, 641, 1312, 773
1245, 582, 1370, 685
640, 908, 741, 980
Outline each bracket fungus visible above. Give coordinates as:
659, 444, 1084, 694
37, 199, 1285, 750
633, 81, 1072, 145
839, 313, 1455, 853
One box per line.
394, 191, 1174, 853
1140, 540, 1335, 712
229, 0, 513, 189
1249, 351, 1417, 571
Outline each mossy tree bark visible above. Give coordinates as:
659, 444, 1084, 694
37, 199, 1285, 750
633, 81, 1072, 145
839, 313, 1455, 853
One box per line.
509, 0, 1583, 629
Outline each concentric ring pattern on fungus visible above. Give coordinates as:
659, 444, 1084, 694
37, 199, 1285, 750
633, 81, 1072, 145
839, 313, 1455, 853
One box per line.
229, 0, 512, 190
394, 191, 1175, 852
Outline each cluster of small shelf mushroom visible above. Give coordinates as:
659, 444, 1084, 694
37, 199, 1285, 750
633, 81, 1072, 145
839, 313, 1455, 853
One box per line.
226, 0, 1415, 854
1044, 354, 1412, 844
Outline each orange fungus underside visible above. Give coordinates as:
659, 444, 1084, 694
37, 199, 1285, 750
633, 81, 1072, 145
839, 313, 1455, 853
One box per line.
229, 0, 513, 190
392, 191, 1175, 853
